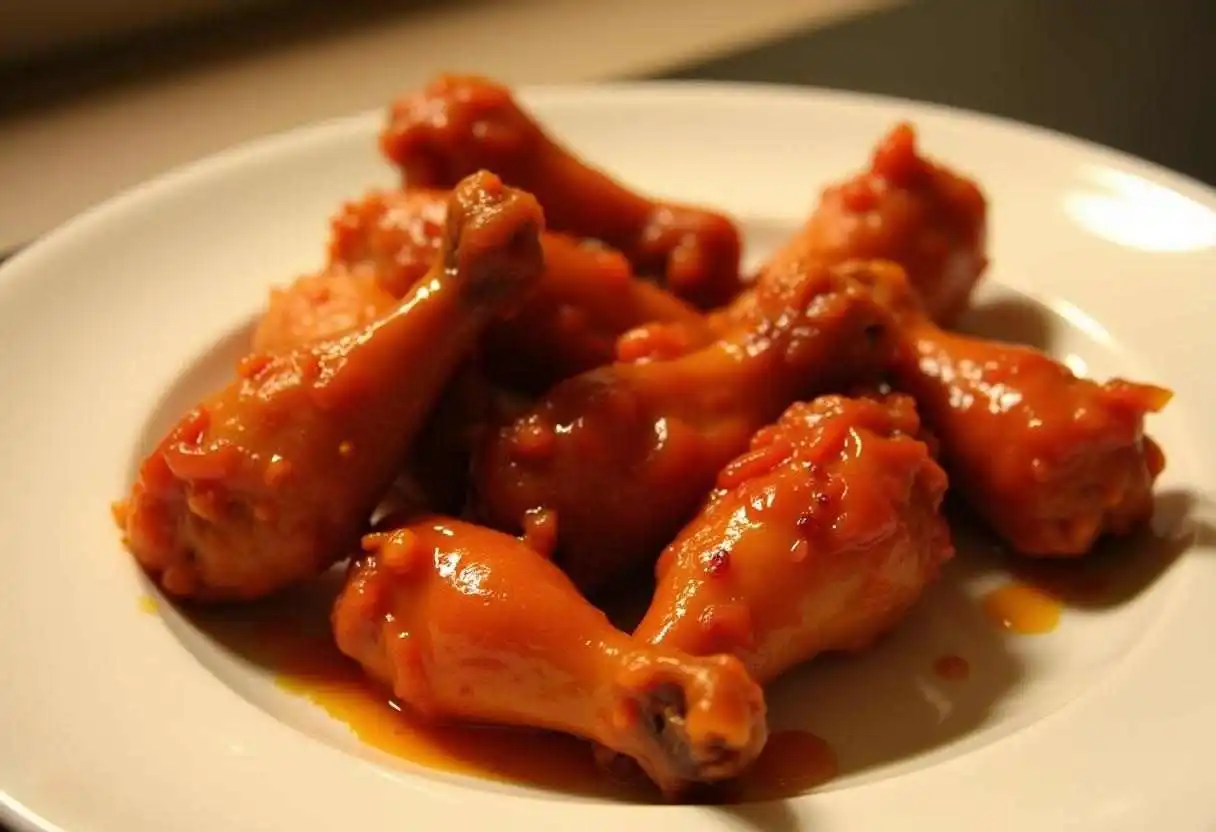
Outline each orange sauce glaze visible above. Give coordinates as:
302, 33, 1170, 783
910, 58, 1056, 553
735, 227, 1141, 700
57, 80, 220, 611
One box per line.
184, 581, 837, 803
979, 554, 1120, 635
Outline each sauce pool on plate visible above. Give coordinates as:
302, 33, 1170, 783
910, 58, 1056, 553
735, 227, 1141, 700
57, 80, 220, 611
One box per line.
182, 581, 838, 803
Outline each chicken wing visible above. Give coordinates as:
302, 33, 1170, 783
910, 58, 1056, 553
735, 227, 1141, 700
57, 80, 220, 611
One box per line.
852, 260, 1170, 556
118, 171, 545, 600
333, 515, 767, 796
325, 187, 710, 390
380, 74, 744, 308
634, 394, 952, 683
474, 259, 898, 595
763, 123, 987, 326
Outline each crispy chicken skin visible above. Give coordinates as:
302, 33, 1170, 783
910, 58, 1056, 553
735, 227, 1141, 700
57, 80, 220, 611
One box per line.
269, 187, 710, 389
118, 172, 545, 600
474, 259, 899, 595
763, 123, 987, 326
852, 260, 1170, 556
634, 394, 952, 683
380, 74, 744, 308
333, 516, 767, 796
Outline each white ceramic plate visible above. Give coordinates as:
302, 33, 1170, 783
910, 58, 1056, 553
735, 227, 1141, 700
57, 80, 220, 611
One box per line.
2, 83, 1215, 832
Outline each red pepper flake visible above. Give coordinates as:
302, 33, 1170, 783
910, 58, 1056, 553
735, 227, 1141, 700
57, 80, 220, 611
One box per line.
237, 353, 273, 380
297, 353, 322, 384
173, 407, 211, 447
703, 547, 730, 575
717, 440, 793, 490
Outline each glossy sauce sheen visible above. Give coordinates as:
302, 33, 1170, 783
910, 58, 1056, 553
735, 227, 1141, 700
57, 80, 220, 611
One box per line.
185, 584, 837, 802
981, 581, 1062, 634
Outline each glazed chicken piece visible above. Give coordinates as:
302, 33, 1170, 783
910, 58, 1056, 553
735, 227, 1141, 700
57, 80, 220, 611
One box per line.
480, 233, 709, 391
852, 260, 1170, 556
330, 186, 450, 298
118, 172, 545, 600
253, 263, 493, 516
334, 515, 767, 796
474, 259, 898, 595
634, 394, 952, 683
319, 187, 710, 390
252, 264, 398, 354
380, 74, 744, 308
761, 122, 987, 326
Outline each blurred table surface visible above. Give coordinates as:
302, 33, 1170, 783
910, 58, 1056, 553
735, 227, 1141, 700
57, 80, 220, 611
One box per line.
0, 0, 889, 252
0, 0, 1213, 819
3, 0, 1214, 257
663, 0, 1216, 186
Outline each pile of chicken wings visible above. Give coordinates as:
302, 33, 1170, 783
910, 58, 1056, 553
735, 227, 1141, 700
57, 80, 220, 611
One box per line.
116, 75, 1171, 797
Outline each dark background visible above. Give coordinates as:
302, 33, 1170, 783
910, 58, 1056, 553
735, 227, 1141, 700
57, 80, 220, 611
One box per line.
1, 0, 1212, 266
664, 0, 1216, 186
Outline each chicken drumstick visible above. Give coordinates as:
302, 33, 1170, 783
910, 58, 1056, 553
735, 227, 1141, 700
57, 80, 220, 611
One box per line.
333, 516, 768, 796
762, 122, 987, 326
634, 394, 953, 683
380, 75, 743, 308
475, 259, 898, 595
118, 171, 544, 600
854, 260, 1170, 556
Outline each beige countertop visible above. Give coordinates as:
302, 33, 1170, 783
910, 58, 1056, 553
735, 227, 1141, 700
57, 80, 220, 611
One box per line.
0, 0, 891, 251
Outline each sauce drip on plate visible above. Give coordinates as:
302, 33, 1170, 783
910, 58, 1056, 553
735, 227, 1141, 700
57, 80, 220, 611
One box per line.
184, 580, 838, 803
981, 581, 1062, 634
932, 653, 970, 681
280, 664, 633, 798
717, 730, 838, 802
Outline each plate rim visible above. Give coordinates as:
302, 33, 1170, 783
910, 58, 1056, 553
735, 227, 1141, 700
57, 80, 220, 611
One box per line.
3, 80, 1214, 296
2, 80, 1215, 832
